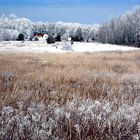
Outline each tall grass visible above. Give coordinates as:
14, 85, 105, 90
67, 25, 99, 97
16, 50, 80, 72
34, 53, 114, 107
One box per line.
0, 51, 140, 140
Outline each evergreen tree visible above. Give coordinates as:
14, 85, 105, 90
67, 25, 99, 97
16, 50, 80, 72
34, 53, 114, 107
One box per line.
17, 33, 25, 41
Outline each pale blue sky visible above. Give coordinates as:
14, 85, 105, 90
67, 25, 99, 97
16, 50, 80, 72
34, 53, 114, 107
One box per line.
0, 0, 140, 24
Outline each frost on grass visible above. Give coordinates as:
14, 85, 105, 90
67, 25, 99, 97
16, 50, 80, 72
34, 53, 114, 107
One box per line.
0, 71, 17, 88
0, 97, 139, 139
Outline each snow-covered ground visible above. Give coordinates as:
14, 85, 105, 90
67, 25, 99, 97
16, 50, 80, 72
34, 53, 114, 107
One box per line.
0, 41, 139, 53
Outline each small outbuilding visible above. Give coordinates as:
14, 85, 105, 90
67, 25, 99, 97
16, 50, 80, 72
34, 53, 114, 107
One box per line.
32, 33, 49, 41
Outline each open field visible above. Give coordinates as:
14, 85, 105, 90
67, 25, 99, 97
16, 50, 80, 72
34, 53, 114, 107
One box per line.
0, 51, 140, 139
0, 41, 139, 53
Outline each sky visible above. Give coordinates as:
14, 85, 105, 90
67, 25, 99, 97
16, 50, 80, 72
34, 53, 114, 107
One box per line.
0, 0, 140, 24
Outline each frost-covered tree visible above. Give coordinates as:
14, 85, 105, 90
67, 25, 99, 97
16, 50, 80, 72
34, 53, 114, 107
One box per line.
0, 29, 19, 41
0, 14, 33, 40
71, 27, 83, 41
32, 22, 48, 34
0, 14, 99, 42
97, 7, 140, 47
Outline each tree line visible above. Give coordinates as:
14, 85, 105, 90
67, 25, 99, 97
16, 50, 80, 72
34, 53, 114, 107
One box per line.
97, 7, 140, 47
0, 14, 98, 42
0, 7, 140, 47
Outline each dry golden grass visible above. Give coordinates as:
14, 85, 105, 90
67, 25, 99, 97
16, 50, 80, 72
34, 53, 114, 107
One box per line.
0, 52, 140, 106
0, 51, 140, 139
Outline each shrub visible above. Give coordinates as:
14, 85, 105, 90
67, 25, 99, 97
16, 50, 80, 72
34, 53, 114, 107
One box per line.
17, 33, 25, 41
55, 35, 61, 42
47, 36, 55, 44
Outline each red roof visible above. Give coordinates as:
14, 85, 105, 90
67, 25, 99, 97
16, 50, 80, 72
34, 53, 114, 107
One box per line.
34, 33, 44, 37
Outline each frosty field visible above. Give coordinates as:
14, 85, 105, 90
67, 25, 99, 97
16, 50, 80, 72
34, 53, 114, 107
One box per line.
1, 1, 140, 139
0, 41, 139, 53
0, 49, 140, 139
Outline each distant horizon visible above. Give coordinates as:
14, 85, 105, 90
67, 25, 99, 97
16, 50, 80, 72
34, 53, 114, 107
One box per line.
0, 0, 140, 24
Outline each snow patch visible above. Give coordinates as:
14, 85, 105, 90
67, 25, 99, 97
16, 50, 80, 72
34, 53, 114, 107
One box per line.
0, 41, 139, 53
